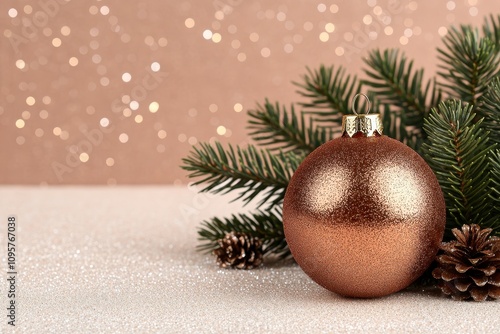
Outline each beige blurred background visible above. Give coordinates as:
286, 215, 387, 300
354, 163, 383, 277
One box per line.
1, 0, 498, 185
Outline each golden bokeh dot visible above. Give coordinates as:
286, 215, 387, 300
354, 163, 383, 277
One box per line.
119, 133, 129, 143
69, 57, 79, 66
16, 119, 25, 129
399, 36, 409, 45
8, 8, 17, 18
203, 30, 213, 40
384, 26, 394, 35
149, 101, 159, 113
209, 104, 218, 113
24, 5, 32, 14
42, 96, 52, 105
79, 153, 89, 163
325, 23, 335, 33
122, 108, 132, 117
106, 158, 115, 167
129, 101, 138, 110
52, 38, 62, 47
100, 77, 110, 86
249, 32, 259, 42
16, 59, 25, 69
158, 37, 168, 47
26, 96, 36, 106
53, 127, 62, 136
22, 111, 31, 120
158, 130, 167, 139
100, 6, 110, 15
212, 33, 222, 43
231, 39, 241, 49
100, 117, 110, 127
215, 11, 224, 20
335, 47, 345, 56
261, 47, 271, 58
330, 4, 339, 13
303, 22, 313, 31
438, 26, 448, 36
237, 52, 246, 62
89, 5, 98, 15
319, 32, 329, 42
122, 72, 132, 82
134, 115, 143, 123
121, 95, 131, 104
61, 26, 71, 36
216, 125, 227, 136
233, 103, 243, 112
185, 18, 195, 28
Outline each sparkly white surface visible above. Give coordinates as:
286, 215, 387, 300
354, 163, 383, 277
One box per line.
0, 186, 498, 333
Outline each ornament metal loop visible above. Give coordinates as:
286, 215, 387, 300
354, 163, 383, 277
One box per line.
352, 93, 371, 115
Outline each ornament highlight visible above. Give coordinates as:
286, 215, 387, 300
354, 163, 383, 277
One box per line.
283, 94, 446, 298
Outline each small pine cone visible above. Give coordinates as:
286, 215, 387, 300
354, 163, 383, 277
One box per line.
432, 224, 500, 301
213, 232, 263, 269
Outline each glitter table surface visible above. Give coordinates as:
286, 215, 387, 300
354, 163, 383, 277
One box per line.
0, 186, 498, 333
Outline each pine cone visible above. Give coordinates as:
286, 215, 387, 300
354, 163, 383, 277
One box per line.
432, 224, 500, 301
213, 232, 263, 269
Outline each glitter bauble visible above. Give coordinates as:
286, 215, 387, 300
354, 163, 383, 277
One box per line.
283, 108, 446, 298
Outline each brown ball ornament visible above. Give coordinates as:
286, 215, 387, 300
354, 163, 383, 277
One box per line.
283, 97, 446, 298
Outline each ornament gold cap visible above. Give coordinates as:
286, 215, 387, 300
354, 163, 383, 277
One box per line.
342, 94, 383, 137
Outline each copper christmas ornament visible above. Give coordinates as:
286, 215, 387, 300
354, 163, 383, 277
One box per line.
283, 94, 446, 298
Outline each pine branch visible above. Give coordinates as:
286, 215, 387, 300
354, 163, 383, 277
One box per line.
197, 209, 290, 258
247, 100, 333, 153
363, 49, 441, 146
181, 142, 301, 209
482, 14, 500, 51
293, 65, 359, 126
479, 76, 500, 146
489, 149, 500, 236
437, 25, 500, 108
422, 100, 496, 239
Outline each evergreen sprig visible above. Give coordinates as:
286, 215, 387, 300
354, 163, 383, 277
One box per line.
482, 14, 500, 51
197, 209, 289, 258
422, 100, 496, 237
437, 25, 500, 108
363, 49, 439, 125
294, 65, 359, 126
181, 142, 301, 209
247, 100, 332, 153
489, 149, 500, 229
362, 49, 441, 149
480, 77, 500, 146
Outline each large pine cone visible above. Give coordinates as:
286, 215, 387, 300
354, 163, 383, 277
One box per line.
432, 224, 500, 301
213, 232, 263, 269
